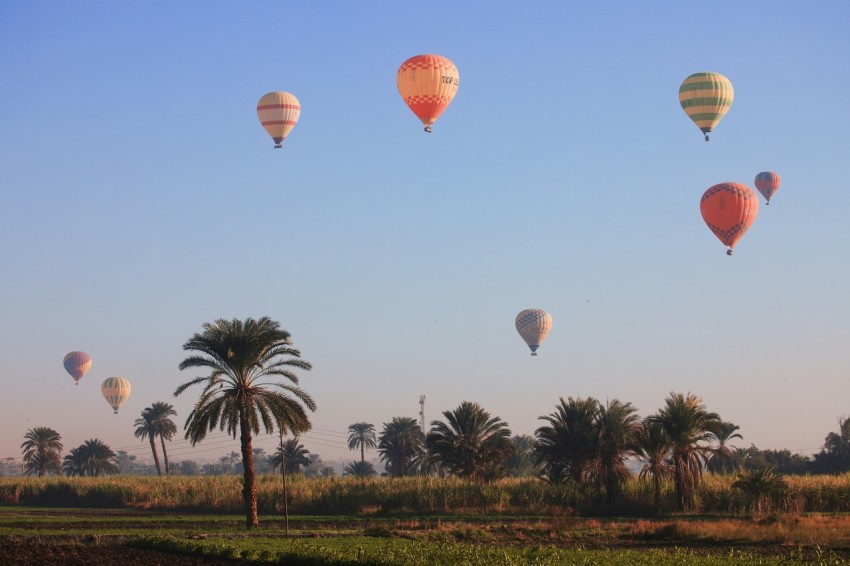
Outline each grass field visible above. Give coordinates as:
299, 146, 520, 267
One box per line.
3, 475, 850, 564
2, 506, 850, 564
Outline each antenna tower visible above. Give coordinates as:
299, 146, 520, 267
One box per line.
419, 394, 426, 432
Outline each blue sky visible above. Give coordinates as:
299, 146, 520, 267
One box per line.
1, 2, 849, 466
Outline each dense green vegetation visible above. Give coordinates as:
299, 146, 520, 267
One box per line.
2, 474, 850, 516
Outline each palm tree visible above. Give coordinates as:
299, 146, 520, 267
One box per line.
378, 417, 425, 477
732, 467, 788, 516
174, 317, 316, 528
634, 420, 674, 509
347, 422, 377, 464
62, 439, 118, 477
343, 460, 376, 478
503, 435, 539, 478
149, 402, 178, 475
425, 401, 513, 481
707, 421, 743, 475
534, 397, 600, 483
21, 427, 63, 477
646, 392, 722, 511
134, 407, 163, 476
271, 437, 312, 475
588, 399, 641, 504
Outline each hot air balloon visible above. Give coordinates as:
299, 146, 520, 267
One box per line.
754, 171, 781, 205
63, 351, 91, 385
101, 377, 131, 414
257, 92, 301, 148
515, 309, 552, 356
679, 72, 734, 141
397, 54, 459, 133
700, 182, 759, 255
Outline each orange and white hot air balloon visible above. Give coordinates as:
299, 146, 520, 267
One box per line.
700, 182, 759, 255
257, 92, 301, 148
63, 351, 92, 385
101, 377, 131, 414
515, 309, 553, 356
397, 54, 459, 133
754, 171, 781, 205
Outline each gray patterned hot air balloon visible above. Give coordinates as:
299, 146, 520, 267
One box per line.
515, 309, 552, 356
63, 351, 92, 385
101, 377, 131, 414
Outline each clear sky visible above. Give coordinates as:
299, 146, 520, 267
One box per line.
1, 2, 849, 468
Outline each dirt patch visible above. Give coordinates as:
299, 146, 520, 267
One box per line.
0, 540, 247, 566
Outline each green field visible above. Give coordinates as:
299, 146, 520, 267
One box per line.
2, 506, 849, 565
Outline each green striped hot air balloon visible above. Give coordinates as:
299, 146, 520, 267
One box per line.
679, 72, 734, 141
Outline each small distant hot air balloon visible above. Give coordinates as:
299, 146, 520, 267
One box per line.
679, 72, 734, 141
700, 182, 759, 255
101, 377, 131, 414
515, 309, 553, 356
63, 351, 91, 385
754, 171, 781, 205
257, 92, 301, 148
397, 54, 459, 133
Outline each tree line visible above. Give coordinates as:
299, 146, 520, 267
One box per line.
16, 317, 850, 528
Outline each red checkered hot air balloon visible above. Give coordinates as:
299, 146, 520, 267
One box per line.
63, 351, 91, 385
397, 54, 459, 133
700, 183, 759, 255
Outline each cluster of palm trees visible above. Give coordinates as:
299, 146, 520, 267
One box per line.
133, 402, 177, 476
343, 393, 741, 512
21, 428, 119, 477
18, 317, 757, 529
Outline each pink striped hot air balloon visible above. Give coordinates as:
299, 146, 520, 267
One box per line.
257, 91, 301, 148
63, 351, 92, 385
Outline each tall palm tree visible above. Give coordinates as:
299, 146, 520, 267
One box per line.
271, 437, 312, 475
706, 421, 743, 475
378, 417, 425, 477
534, 397, 600, 483
634, 420, 674, 509
343, 460, 376, 478
646, 392, 722, 511
588, 399, 641, 503
62, 439, 118, 477
134, 407, 163, 476
347, 422, 377, 464
21, 427, 63, 477
425, 401, 513, 481
149, 402, 178, 475
174, 317, 316, 528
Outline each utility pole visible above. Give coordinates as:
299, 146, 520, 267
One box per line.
419, 394, 426, 432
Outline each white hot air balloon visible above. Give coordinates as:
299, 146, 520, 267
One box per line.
515, 309, 552, 356
101, 377, 131, 414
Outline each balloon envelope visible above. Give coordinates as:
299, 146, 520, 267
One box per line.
679, 72, 734, 141
257, 92, 301, 148
754, 171, 781, 204
63, 351, 91, 384
700, 182, 759, 255
101, 377, 131, 414
397, 54, 459, 132
515, 309, 553, 356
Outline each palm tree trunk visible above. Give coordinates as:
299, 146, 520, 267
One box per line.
361, 442, 365, 464
240, 412, 258, 528
149, 436, 162, 476
673, 456, 685, 511
653, 472, 661, 509
159, 437, 170, 476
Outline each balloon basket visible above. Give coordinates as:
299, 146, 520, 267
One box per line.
726, 249, 733, 256
531, 352, 538, 356
274, 144, 282, 149
424, 126, 432, 133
